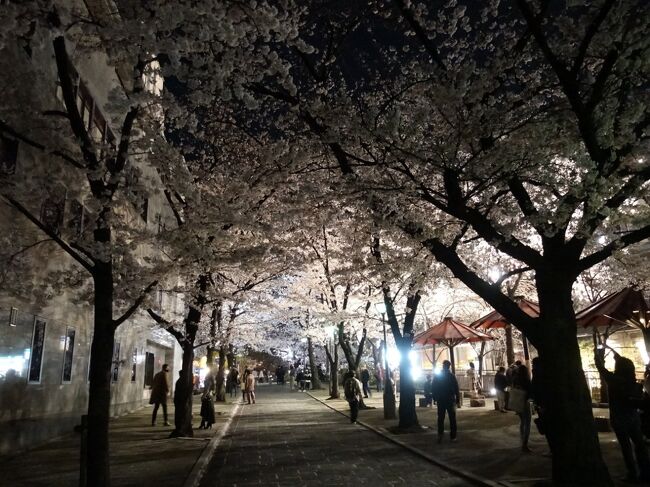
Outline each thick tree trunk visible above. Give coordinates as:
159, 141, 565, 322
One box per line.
307, 337, 322, 389
505, 324, 515, 365
533, 273, 611, 486
397, 338, 417, 428
227, 345, 236, 369
325, 342, 339, 399
86, 269, 115, 487
171, 274, 208, 438
207, 346, 217, 366
215, 346, 226, 401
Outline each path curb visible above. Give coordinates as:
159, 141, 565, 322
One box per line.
182, 402, 241, 487
307, 392, 504, 487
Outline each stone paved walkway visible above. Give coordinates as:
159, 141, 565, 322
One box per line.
0, 397, 236, 487
199, 385, 476, 487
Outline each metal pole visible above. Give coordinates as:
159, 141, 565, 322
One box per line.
382, 313, 387, 379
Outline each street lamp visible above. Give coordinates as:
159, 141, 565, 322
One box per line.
375, 302, 396, 419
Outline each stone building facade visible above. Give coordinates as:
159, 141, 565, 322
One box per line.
0, 0, 183, 454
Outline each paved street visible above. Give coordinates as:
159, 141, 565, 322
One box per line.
199, 386, 474, 487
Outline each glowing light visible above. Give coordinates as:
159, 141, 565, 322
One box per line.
0, 355, 27, 376
488, 267, 502, 282
411, 366, 422, 380
387, 347, 401, 367
490, 388, 497, 395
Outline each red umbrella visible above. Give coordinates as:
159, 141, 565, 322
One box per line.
470, 298, 540, 329
576, 288, 650, 350
576, 287, 649, 330
414, 317, 493, 374
470, 297, 539, 364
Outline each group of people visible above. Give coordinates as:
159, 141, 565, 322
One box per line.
147, 363, 259, 432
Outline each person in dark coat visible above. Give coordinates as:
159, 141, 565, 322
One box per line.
360, 367, 371, 398
199, 369, 216, 429
149, 364, 170, 426
596, 348, 650, 483
494, 366, 508, 412
227, 367, 239, 398
343, 371, 363, 423
512, 361, 532, 452
296, 369, 306, 391
432, 360, 460, 442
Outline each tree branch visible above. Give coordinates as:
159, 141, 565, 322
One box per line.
2, 195, 94, 272
0, 121, 86, 169
147, 308, 187, 345
113, 280, 159, 328
577, 224, 650, 272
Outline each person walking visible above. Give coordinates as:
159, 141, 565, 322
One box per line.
149, 364, 170, 426
245, 368, 256, 404
343, 371, 363, 423
494, 366, 508, 413
432, 360, 460, 443
241, 368, 250, 402
360, 367, 371, 398
199, 369, 216, 429
511, 361, 532, 453
595, 347, 650, 483
296, 368, 306, 392
228, 367, 239, 398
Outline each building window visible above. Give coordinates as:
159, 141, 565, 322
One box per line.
28, 318, 47, 383
67, 199, 85, 237
131, 348, 137, 382
56, 73, 115, 152
87, 334, 93, 383
144, 352, 155, 388
41, 196, 65, 235
8, 307, 17, 327
0, 134, 18, 175
112, 340, 120, 382
62, 327, 76, 383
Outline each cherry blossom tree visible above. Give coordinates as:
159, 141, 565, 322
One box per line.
223, 1, 648, 483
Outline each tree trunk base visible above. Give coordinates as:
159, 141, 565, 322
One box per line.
169, 429, 194, 438
387, 424, 425, 435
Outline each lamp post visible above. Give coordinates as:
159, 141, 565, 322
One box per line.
375, 302, 396, 420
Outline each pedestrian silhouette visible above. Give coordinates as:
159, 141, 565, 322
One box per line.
432, 360, 459, 442
149, 364, 170, 426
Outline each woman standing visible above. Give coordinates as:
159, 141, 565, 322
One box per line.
245, 368, 256, 404
199, 369, 216, 429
